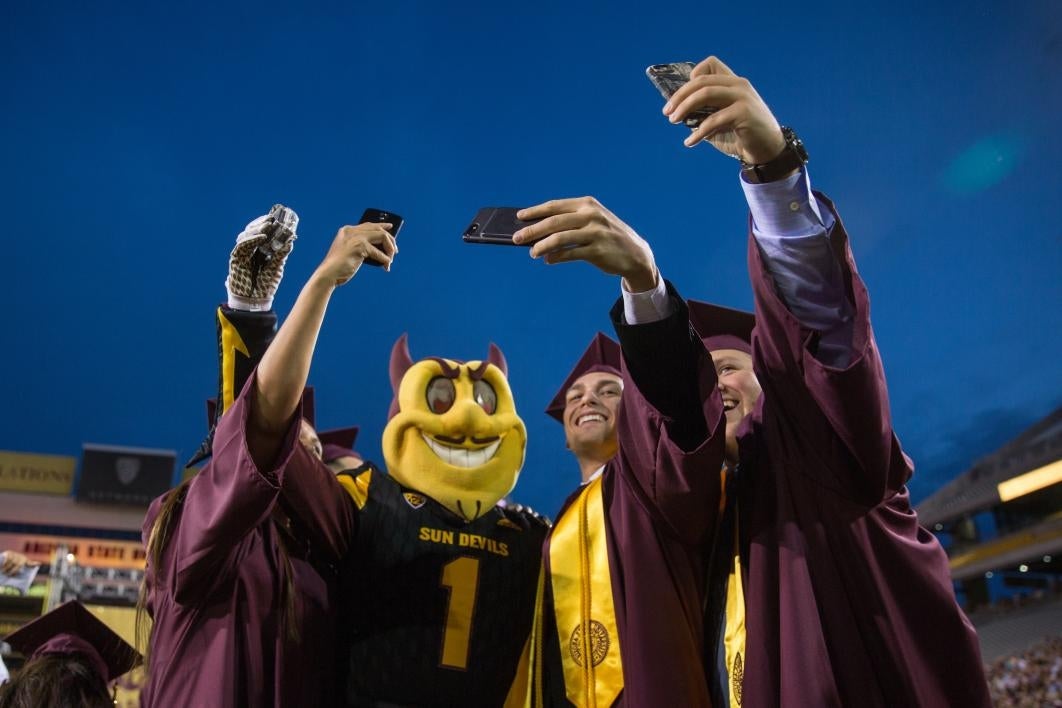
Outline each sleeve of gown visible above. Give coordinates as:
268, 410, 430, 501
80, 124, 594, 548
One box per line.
610, 280, 727, 545
278, 445, 357, 565
215, 305, 278, 417
214, 306, 356, 564
169, 371, 305, 604
743, 168, 853, 368
747, 192, 912, 505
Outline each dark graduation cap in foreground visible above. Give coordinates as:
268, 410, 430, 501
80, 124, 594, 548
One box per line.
187, 386, 361, 467
545, 332, 622, 423
687, 300, 756, 354
4, 600, 141, 682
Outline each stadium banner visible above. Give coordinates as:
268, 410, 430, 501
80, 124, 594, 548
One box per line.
0, 450, 77, 495
0, 532, 146, 569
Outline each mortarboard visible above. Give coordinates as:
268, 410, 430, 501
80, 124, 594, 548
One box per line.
687, 300, 755, 355
293, 388, 361, 462
4, 601, 141, 682
545, 332, 622, 423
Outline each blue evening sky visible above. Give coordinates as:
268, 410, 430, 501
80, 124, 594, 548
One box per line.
3, 1, 1060, 516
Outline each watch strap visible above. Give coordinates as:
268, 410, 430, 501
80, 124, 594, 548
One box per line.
741, 126, 808, 184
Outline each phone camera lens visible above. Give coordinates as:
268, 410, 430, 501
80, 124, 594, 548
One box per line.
469, 223, 479, 233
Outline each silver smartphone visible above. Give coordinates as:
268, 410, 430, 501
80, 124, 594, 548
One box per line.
646, 62, 714, 128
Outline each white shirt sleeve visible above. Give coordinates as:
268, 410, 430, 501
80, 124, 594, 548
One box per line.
620, 275, 673, 325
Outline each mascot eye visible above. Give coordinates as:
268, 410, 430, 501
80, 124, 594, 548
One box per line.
426, 377, 456, 414
473, 380, 497, 415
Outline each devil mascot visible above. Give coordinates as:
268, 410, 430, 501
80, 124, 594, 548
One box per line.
334, 335, 546, 707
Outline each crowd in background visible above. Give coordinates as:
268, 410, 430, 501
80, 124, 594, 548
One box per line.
987, 636, 1062, 707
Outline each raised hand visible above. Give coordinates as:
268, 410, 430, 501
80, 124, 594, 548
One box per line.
1, 551, 30, 576
315, 222, 397, 286
663, 56, 785, 165
512, 197, 658, 293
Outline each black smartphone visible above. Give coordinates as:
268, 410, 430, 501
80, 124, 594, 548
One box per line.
359, 208, 403, 266
646, 62, 715, 128
462, 207, 542, 246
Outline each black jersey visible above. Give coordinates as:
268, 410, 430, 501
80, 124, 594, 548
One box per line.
337, 468, 546, 707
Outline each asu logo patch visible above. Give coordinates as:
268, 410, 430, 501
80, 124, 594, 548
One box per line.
569, 620, 610, 667
115, 456, 141, 485
403, 492, 427, 509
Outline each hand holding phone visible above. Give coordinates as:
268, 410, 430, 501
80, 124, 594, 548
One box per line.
655, 56, 788, 161
646, 62, 715, 128
511, 197, 658, 292
462, 207, 542, 246
359, 208, 404, 266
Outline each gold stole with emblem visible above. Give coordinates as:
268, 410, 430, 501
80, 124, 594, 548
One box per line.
547, 475, 623, 708
723, 495, 747, 706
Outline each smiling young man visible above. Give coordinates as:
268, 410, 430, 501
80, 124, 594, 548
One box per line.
510, 197, 727, 706
662, 55, 991, 707
562, 362, 623, 483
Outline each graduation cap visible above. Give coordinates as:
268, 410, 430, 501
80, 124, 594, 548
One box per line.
545, 332, 621, 423
687, 300, 755, 355
4, 601, 141, 682
188, 386, 361, 467
294, 388, 361, 464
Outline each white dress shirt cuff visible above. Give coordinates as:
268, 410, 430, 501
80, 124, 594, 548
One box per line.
621, 275, 672, 325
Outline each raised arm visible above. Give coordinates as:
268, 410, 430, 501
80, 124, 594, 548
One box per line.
512, 198, 725, 541
609, 284, 726, 544
164, 376, 306, 602
666, 55, 910, 503
248, 222, 396, 469
665, 55, 854, 364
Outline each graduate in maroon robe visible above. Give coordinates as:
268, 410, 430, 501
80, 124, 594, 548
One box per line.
2, 600, 140, 707
139, 209, 378, 707
139, 375, 358, 707
510, 198, 728, 706
663, 55, 991, 706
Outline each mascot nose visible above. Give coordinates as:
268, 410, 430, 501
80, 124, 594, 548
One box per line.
440, 399, 488, 439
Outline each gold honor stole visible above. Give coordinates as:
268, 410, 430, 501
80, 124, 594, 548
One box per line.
549, 475, 623, 708
723, 501, 747, 706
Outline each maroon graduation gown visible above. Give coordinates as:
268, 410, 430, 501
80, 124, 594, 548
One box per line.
540, 290, 727, 706
141, 376, 354, 707
726, 194, 990, 707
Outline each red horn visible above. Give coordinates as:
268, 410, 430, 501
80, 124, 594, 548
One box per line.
387, 334, 414, 420
389, 334, 414, 394
487, 342, 508, 377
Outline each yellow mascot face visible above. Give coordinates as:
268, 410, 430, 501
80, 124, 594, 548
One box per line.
382, 336, 526, 521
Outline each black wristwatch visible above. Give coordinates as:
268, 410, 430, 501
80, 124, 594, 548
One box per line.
741, 126, 808, 183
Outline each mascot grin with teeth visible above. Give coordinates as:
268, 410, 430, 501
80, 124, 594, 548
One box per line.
335, 334, 546, 707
